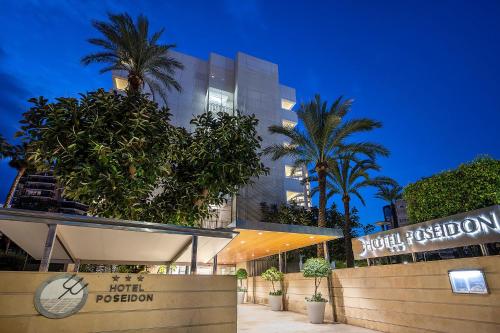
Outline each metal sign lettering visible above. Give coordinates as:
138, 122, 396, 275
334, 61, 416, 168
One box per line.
353, 205, 500, 259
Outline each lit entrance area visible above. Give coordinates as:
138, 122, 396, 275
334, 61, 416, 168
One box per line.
238, 304, 380, 333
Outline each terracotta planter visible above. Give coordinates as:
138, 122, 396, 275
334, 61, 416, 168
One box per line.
268, 294, 282, 311
237, 291, 246, 304
306, 300, 327, 324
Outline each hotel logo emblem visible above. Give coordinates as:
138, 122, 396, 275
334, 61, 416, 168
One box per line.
34, 274, 88, 319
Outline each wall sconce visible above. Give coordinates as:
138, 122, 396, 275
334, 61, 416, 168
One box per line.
448, 269, 489, 294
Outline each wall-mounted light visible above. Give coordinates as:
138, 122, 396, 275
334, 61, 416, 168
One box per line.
448, 269, 489, 294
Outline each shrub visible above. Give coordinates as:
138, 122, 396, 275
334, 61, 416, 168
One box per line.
303, 258, 331, 302
261, 267, 284, 295
236, 268, 248, 291
404, 156, 500, 223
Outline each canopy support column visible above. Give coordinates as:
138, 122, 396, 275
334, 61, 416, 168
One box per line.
212, 255, 218, 275
39, 224, 57, 272
190, 235, 198, 275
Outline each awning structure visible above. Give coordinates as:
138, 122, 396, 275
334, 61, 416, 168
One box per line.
216, 219, 342, 264
0, 208, 236, 269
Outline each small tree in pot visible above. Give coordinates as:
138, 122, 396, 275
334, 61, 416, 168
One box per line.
261, 267, 284, 311
236, 268, 248, 304
303, 258, 332, 323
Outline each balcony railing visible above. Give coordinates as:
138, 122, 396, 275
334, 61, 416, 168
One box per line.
208, 103, 233, 114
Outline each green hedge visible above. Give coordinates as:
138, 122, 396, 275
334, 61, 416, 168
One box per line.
403, 156, 500, 223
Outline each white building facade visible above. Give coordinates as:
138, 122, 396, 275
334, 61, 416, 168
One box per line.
113, 51, 308, 228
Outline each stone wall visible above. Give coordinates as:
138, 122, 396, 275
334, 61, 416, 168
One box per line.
0, 272, 236, 333
247, 255, 500, 332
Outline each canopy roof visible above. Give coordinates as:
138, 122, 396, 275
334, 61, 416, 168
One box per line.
0, 208, 236, 265
216, 220, 342, 264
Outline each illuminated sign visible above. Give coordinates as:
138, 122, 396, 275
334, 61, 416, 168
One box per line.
353, 205, 500, 259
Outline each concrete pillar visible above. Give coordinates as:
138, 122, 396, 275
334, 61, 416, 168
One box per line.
411, 253, 417, 262
39, 224, 57, 272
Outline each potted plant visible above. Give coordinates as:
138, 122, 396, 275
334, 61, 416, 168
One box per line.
303, 257, 332, 324
261, 267, 284, 311
236, 268, 248, 304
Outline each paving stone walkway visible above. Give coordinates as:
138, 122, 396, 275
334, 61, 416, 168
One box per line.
238, 304, 381, 333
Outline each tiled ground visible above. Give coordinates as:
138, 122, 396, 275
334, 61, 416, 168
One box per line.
238, 304, 381, 333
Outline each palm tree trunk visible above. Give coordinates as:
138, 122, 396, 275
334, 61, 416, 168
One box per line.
127, 74, 143, 93
4, 167, 26, 208
316, 164, 327, 257
343, 195, 355, 268
390, 202, 399, 228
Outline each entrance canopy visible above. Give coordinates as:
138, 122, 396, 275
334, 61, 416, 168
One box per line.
0, 208, 236, 266
216, 219, 342, 264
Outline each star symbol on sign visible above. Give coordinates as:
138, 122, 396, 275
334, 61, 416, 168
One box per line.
112, 275, 120, 282
137, 275, 144, 282
125, 275, 132, 281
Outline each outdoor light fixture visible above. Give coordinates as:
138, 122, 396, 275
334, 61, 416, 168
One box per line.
448, 269, 489, 294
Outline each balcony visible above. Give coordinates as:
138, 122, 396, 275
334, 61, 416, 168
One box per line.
208, 103, 233, 114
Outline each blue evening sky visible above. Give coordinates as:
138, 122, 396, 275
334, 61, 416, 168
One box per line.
1, 0, 499, 227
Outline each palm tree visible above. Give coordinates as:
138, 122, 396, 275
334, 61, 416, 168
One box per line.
311, 155, 394, 267
82, 13, 184, 103
375, 183, 403, 228
3, 143, 28, 208
0, 134, 11, 158
264, 95, 388, 256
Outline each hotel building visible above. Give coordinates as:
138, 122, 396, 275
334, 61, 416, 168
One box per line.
113, 51, 309, 228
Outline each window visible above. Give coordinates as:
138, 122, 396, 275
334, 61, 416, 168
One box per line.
286, 191, 305, 206
281, 98, 295, 110
285, 165, 303, 180
208, 87, 234, 113
282, 119, 297, 129
113, 77, 128, 91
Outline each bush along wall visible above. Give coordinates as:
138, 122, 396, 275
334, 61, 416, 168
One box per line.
403, 156, 500, 223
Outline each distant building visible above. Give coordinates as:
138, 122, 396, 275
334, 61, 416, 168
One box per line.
112, 51, 309, 228
11, 171, 87, 215
382, 199, 409, 229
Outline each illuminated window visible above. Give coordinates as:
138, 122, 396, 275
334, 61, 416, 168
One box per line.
281, 98, 295, 110
282, 119, 297, 129
285, 165, 303, 180
286, 191, 305, 206
208, 87, 233, 113
113, 77, 128, 91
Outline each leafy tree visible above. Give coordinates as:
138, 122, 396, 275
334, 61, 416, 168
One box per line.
82, 13, 183, 103
404, 156, 500, 223
25, 90, 180, 220
303, 258, 331, 302
236, 268, 248, 291
16, 90, 267, 225
261, 267, 284, 295
264, 95, 388, 256
312, 155, 394, 267
144, 111, 268, 225
375, 183, 402, 228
